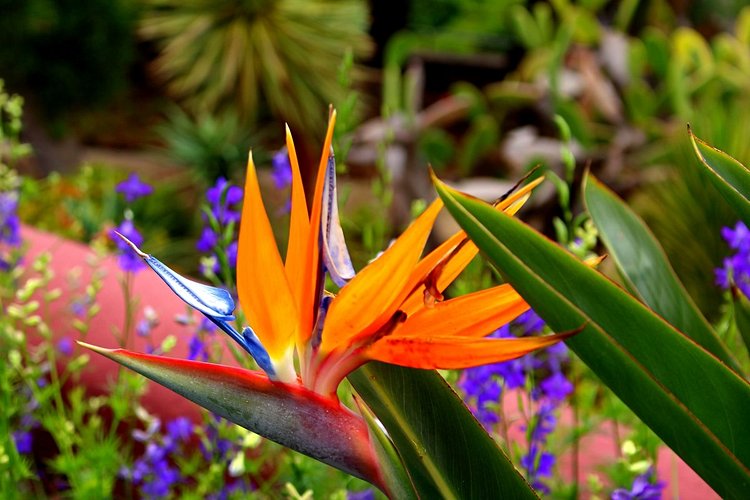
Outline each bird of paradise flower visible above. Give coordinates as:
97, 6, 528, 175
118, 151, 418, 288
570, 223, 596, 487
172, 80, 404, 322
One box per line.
81, 111, 575, 494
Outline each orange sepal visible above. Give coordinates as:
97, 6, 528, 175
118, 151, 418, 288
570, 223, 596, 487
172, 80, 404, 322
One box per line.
396, 284, 529, 338
400, 178, 542, 315
284, 126, 311, 323
236, 152, 297, 361
298, 111, 337, 346
320, 199, 444, 353
365, 331, 577, 370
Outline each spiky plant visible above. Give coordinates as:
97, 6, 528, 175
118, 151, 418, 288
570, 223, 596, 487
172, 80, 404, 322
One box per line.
139, 0, 372, 134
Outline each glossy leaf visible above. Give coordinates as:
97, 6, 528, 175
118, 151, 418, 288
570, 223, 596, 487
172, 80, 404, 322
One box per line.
583, 174, 738, 370
349, 362, 536, 499
690, 128, 750, 224
435, 179, 750, 498
79, 343, 388, 493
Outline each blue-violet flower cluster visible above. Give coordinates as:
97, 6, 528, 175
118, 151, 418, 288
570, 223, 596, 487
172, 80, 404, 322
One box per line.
458, 309, 573, 493
610, 467, 665, 500
0, 188, 22, 270
110, 173, 153, 273
196, 177, 242, 277
716, 221, 750, 299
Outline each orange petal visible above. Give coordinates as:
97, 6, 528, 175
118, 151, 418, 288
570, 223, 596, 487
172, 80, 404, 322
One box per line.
284, 126, 311, 323
237, 152, 297, 363
401, 178, 542, 315
396, 284, 529, 338
320, 198, 444, 353
365, 331, 576, 370
298, 111, 337, 347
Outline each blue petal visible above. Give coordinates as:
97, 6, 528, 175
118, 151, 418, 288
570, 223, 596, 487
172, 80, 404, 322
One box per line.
310, 294, 333, 350
114, 231, 235, 321
241, 327, 276, 377
321, 150, 355, 287
114, 231, 278, 378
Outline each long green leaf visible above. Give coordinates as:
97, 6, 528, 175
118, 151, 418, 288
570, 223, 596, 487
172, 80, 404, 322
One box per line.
435, 179, 750, 498
583, 174, 739, 371
690, 128, 750, 224
349, 362, 537, 500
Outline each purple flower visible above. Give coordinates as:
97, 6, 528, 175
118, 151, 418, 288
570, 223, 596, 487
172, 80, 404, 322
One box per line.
196, 227, 218, 253
521, 444, 555, 478
611, 467, 665, 500
0, 190, 22, 269
716, 222, 750, 298
188, 334, 208, 361
206, 177, 242, 224
539, 371, 573, 402
57, 337, 74, 356
721, 222, 750, 253
0, 191, 21, 245
12, 431, 33, 454
110, 219, 146, 273
271, 147, 293, 190
516, 310, 545, 335
166, 417, 193, 443
116, 173, 153, 203
226, 241, 238, 268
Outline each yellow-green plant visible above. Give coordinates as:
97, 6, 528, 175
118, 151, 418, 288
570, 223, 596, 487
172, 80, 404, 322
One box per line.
139, 0, 372, 134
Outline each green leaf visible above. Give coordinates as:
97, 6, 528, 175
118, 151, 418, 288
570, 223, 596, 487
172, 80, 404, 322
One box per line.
435, 179, 750, 498
583, 174, 739, 371
79, 343, 389, 493
690, 128, 750, 224
349, 363, 536, 500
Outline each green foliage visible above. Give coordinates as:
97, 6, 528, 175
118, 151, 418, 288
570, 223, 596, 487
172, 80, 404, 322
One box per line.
0, 0, 136, 121
584, 175, 738, 370
19, 165, 196, 262
350, 363, 536, 499
139, 0, 372, 135
690, 129, 750, 225
436, 177, 750, 498
156, 107, 255, 185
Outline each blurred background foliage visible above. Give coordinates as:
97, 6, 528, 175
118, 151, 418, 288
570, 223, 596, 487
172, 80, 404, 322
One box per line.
138, 0, 373, 137
2, 0, 750, 315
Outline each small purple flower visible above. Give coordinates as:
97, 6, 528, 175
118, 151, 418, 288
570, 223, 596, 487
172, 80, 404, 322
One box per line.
0, 191, 21, 245
226, 241, 238, 268
188, 334, 208, 361
347, 490, 376, 500
110, 219, 145, 273
721, 222, 750, 253
196, 227, 218, 253
116, 173, 153, 203
271, 147, 293, 190
57, 337, 74, 356
716, 222, 750, 299
12, 431, 33, 454
611, 467, 666, 500
166, 417, 193, 443
516, 310, 545, 335
539, 371, 574, 402
206, 177, 242, 224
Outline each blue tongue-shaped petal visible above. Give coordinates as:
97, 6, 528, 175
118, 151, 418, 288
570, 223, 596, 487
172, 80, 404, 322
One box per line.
114, 231, 278, 378
321, 150, 355, 287
114, 231, 235, 321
